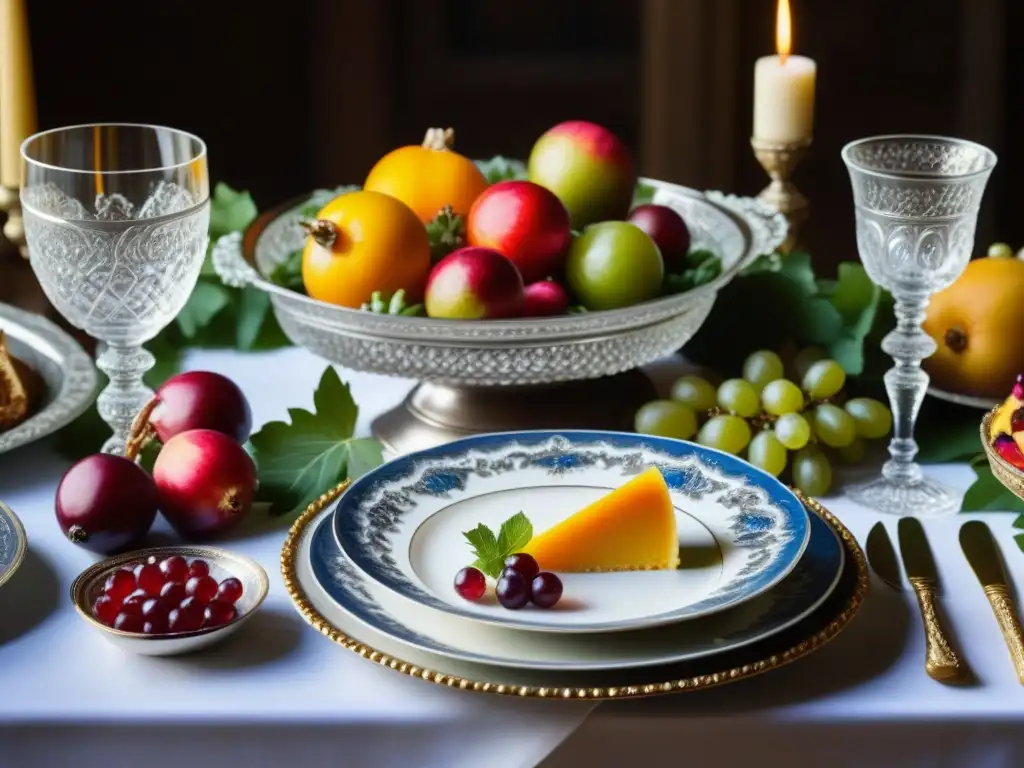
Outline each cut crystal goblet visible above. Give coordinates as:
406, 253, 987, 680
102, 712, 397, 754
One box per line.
842, 135, 997, 516
20, 124, 209, 454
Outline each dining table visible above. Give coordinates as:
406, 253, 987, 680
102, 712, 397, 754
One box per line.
3, 341, 1024, 768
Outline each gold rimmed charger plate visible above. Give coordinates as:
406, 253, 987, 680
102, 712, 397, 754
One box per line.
282, 483, 867, 700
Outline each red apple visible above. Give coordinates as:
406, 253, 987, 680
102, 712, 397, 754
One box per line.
627, 204, 691, 271
424, 247, 525, 320
465, 180, 572, 284
527, 120, 636, 228
522, 280, 570, 317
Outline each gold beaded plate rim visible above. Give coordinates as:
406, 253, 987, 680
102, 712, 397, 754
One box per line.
981, 408, 1024, 502
281, 482, 869, 700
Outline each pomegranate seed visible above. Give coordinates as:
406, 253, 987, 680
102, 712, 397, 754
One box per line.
168, 602, 203, 632
179, 596, 203, 613
216, 577, 243, 605
145, 555, 159, 565
159, 581, 187, 606
453, 567, 486, 601
103, 568, 136, 602
142, 597, 171, 621
136, 563, 165, 596
203, 600, 237, 628
188, 559, 210, 578
143, 616, 169, 635
121, 591, 147, 615
114, 612, 144, 632
122, 589, 148, 614
186, 575, 218, 605
91, 595, 120, 626
160, 555, 188, 583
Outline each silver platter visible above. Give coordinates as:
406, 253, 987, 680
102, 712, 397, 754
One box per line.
926, 385, 999, 411
0, 303, 98, 454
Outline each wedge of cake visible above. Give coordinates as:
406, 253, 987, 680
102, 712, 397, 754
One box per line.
523, 466, 679, 572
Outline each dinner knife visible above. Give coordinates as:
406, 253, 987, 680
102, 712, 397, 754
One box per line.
897, 517, 967, 682
866, 522, 901, 590
960, 520, 1024, 684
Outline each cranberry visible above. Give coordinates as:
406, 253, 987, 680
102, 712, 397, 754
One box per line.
503, 553, 540, 580
168, 602, 203, 632
496, 570, 530, 610
185, 575, 218, 605
103, 568, 137, 602
216, 577, 243, 605
114, 612, 144, 632
135, 563, 165, 596
160, 555, 188, 583
159, 581, 187, 606
203, 600, 237, 628
530, 572, 563, 608
453, 567, 486, 602
188, 559, 210, 578
92, 595, 120, 626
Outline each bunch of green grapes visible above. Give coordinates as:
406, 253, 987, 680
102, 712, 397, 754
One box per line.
633, 348, 893, 497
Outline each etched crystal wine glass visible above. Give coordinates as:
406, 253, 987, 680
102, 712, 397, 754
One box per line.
843, 135, 996, 516
20, 124, 209, 453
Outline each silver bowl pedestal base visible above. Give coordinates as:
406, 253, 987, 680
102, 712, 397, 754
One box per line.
372, 370, 657, 455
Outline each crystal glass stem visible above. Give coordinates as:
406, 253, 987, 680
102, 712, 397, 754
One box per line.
95, 343, 155, 455
880, 293, 935, 484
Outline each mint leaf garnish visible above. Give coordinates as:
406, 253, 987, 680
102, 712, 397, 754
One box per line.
496, 512, 533, 556
463, 512, 534, 578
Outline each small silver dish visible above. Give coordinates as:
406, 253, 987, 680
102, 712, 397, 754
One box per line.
71, 545, 268, 656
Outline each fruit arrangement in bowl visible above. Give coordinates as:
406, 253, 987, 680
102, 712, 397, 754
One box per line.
634, 347, 894, 497
283, 121, 730, 320
212, 122, 785, 390
72, 546, 268, 656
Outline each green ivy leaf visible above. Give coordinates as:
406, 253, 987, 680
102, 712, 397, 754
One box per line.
1012, 514, 1024, 530
176, 281, 231, 338
961, 463, 1024, 512
209, 183, 258, 240
248, 367, 384, 517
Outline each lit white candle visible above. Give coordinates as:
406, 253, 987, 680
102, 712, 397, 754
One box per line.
753, 0, 816, 143
0, 0, 37, 188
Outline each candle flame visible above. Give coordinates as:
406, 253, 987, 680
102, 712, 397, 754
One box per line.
776, 0, 792, 63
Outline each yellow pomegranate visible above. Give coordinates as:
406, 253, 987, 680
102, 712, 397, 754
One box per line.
364, 128, 489, 223
923, 256, 1024, 398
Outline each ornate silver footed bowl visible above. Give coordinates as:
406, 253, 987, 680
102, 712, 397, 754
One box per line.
214, 179, 786, 453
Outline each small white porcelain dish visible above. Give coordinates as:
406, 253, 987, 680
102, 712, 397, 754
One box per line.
71, 545, 268, 656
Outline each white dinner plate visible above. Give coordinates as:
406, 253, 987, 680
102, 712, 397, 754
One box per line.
308, 504, 843, 671
334, 431, 810, 633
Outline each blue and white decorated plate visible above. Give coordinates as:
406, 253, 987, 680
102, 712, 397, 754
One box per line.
334, 431, 810, 633
309, 508, 841, 670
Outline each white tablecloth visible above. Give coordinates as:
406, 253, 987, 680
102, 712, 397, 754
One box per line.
2, 347, 1023, 768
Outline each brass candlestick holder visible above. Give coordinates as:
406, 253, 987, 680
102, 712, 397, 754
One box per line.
751, 136, 811, 254
0, 186, 27, 259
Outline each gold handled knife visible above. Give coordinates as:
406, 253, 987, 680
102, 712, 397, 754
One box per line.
960, 520, 1024, 684
897, 517, 968, 682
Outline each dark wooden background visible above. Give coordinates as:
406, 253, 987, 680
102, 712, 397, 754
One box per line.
1, 0, 1017, 312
